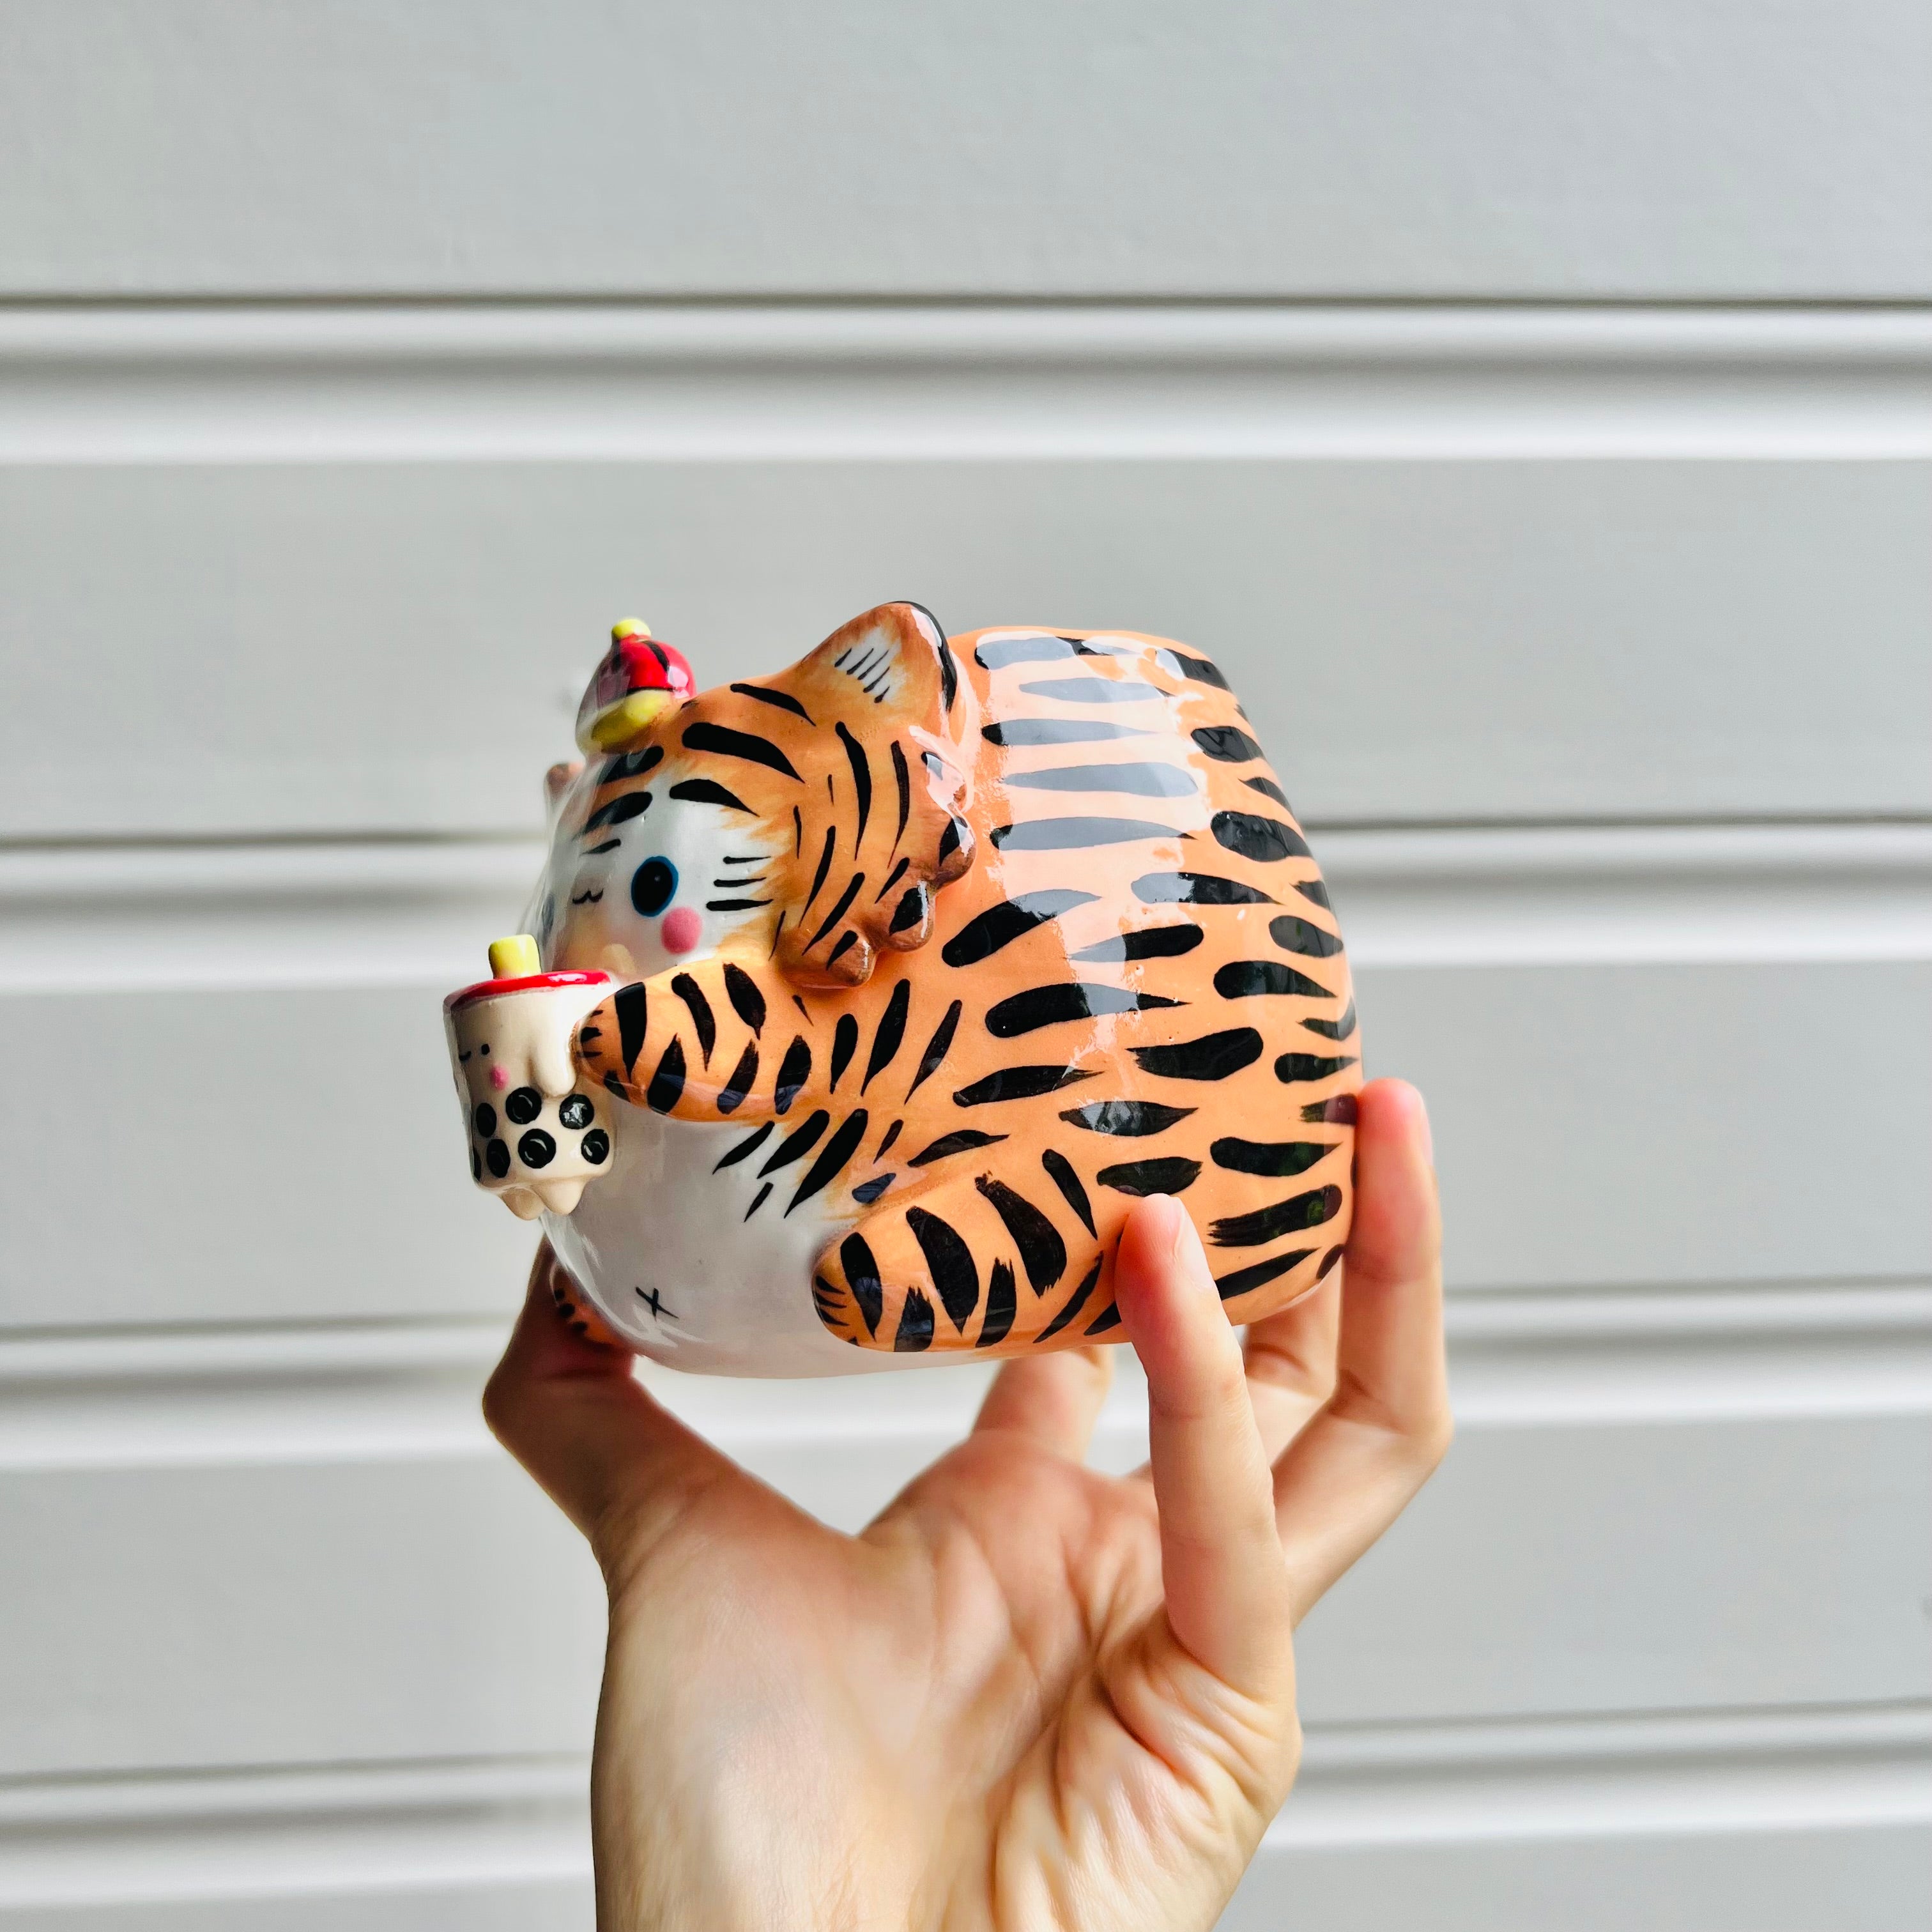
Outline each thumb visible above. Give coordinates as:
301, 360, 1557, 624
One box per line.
482, 1245, 737, 1572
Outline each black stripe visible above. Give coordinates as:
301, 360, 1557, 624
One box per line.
1276, 1052, 1360, 1084
723, 963, 765, 1034
714, 1122, 774, 1170
907, 999, 962, 1098
1003, 762, 1196, 798
1191, 724, 1265, 763
670, 973, 716, 1066
1303, 999, 1358, 1041
908, 1128, 1008, 1166
835, 723, 873, 841
731, 681, 813, 722
1169, 651, 1230, 690
705, 897, 772, 912
775, 1037, 812, 1114
1302, 1093, 1359, 1125
1245, 776, 1292, 808
1319, 1245, 1344, 1280
668, 778, 753, 813
1071, 926, 1203, 963
890, 739, 912, 851
841, 1232, 884, 1336
891, 884, 931, 933
646, 1038, 687, 1114
974, 633, 1079, 670
1209, 1184, 1344, 1248
877, 1119, 904, 1156
862, 979, 911, 1092
1018, 677, 1163, 705
1130, 1028, 1262, 1082
758, 1109, 829, 1176
908, 604, 956, 714
583, 790, 652, 834
828, 931, 859, 970
894, 1287, 935, 1351
990, 815, 1184, 852
1271, 916, 1344, 958
787, 1108, 868, 1215
1298, 878, 1333, 910
829, 1013, 859, 1090
983, 718, 1144, 747
792, 805, 803, 855
745, 1181, 773, 1219
1212, 1137, 1338, 1177
680, 720, 801, 781
802, 825, 836, 915
1214, 1250, 1315, 1301
806, 871, 866, 952
1037, 1258, 1103, 1342
1097, 1156, 1202, 1197
1084, 1300, 1123, 1335
942, 890, 1096, 967
1133, 872, 1276, 907
954, 1066, 1096, 1105
937, 815, 969, 870
874, 855, 910, 903
975, 1176, 1068, 1294
1211, 811, 1311, 864
1213, 960, 1333, 1001
852, 1172, 894, 1204
596, 746, 663, 785
613, 983, 648, 1072
907, 1208, 979, 1330
986, 983, 1183, 1038
977, 1261, 1017, 1347
1059, 1100, 1197, 1136
1041, 1149, 1096, 1235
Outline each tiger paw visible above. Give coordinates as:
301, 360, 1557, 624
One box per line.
443, 940, 618, 1219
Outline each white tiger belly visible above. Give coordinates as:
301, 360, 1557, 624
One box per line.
541, 1105, 908, 1377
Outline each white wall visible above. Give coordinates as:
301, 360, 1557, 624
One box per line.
1, 5, 1927, 1926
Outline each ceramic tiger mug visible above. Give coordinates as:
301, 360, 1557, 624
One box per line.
444, 605, 1360, 1375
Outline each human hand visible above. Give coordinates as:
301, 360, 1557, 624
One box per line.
483, 1077, 1448, 1931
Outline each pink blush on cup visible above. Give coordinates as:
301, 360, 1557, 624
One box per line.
661, 906, 703, 954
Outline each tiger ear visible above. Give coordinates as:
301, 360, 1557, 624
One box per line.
769, 604, 974, 991
781, 602, 959, 730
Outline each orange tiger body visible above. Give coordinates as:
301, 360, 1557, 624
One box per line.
526, 603, 1358, 1369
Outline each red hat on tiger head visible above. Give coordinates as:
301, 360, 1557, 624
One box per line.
574, 620, 696, 752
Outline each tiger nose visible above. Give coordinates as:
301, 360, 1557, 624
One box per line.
661, 907, 702, 954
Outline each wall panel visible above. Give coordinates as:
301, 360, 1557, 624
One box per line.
3, 3, 1928, 298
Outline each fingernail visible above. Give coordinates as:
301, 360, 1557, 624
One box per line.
1140, 1193, 1185, 1257
1414, 1089, 1434, 1169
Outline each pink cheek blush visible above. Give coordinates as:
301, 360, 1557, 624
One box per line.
661, 906, 703, 954
489, 1064, 510, 1091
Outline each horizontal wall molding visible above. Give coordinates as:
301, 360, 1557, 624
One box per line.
3, 824, 1926, 996
2, 1703, 1924, 1913
3, 1280, 1926, 1472
3, 304, 1930, 463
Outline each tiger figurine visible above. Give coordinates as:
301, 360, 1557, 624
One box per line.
491, 601, 1359, 1375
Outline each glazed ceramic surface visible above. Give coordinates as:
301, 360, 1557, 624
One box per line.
447, 604, 1360, 1375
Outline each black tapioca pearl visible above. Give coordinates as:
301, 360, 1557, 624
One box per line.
472, 1102, 498, 1137
485, 1138, 511, 1178
518, 1128, 557, 1169
505, 1086, 543, 1125
581, 1128, 610, 1165
558, 1094, 594, 1130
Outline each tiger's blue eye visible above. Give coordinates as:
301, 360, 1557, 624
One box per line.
631, 857, 678, 917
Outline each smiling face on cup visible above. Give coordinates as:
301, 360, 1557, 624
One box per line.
532, 759, 791, 982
